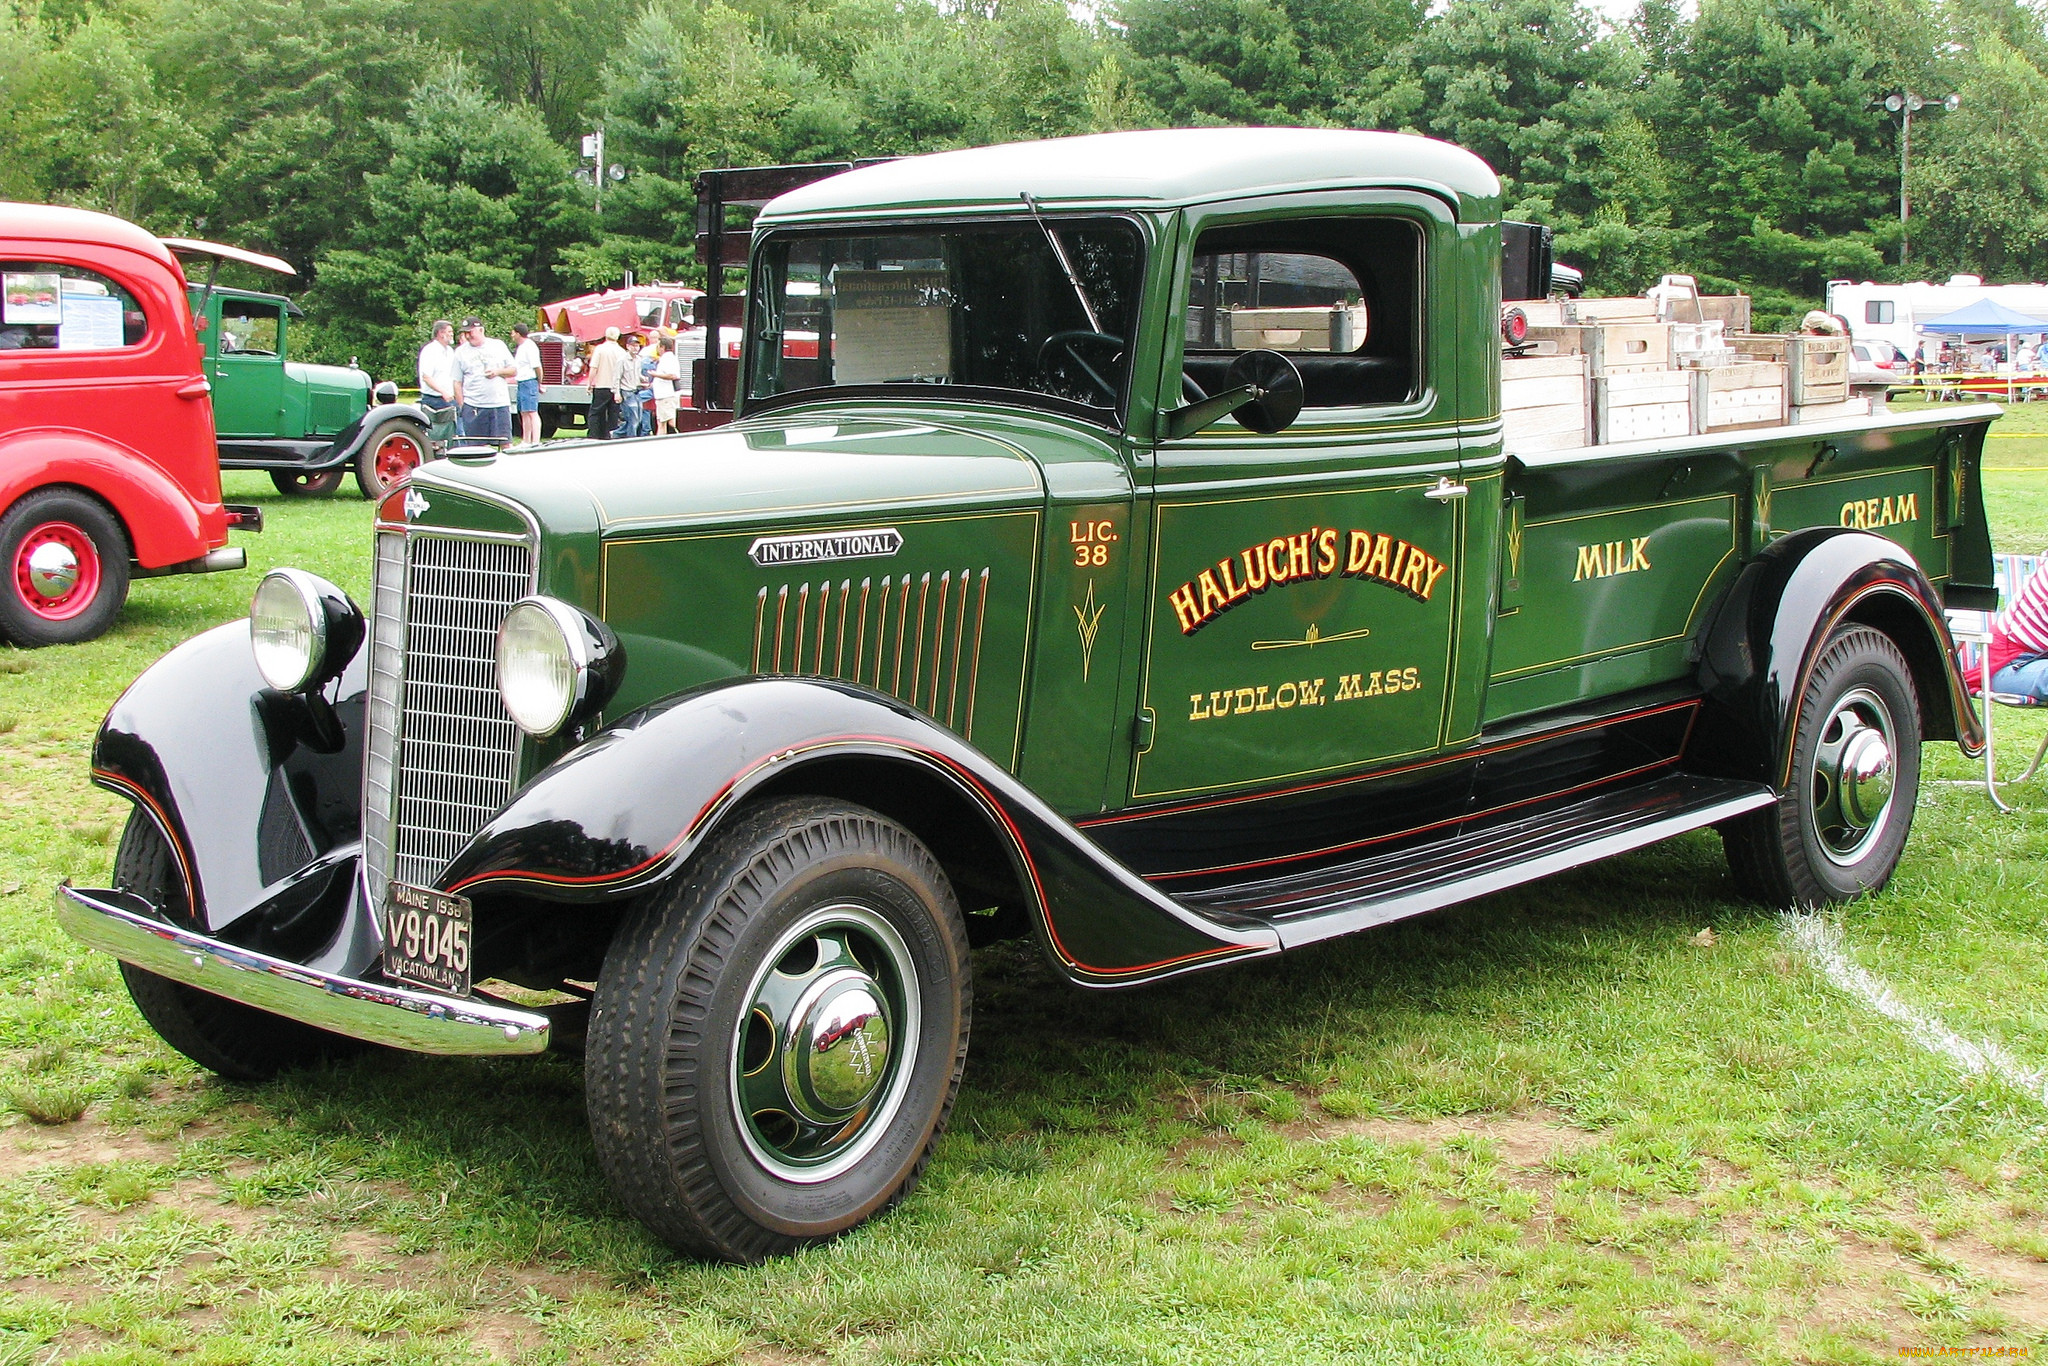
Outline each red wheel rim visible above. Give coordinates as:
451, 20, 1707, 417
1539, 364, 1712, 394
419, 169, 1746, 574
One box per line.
12, 521, 101, 621
374, 433, 424, 488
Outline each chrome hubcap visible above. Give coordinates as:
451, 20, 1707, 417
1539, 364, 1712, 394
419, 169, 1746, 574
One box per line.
1811, 686, 1897, 865
731, 904, 918, 1183
784, 968, 891, 1116
25, 542, 78, 599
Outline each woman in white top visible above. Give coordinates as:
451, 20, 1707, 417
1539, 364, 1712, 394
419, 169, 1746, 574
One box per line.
651, 335, 683, 435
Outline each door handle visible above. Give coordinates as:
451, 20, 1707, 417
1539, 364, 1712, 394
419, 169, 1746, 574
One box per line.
176, 379, 212, 399
1423, 477, 1468, 502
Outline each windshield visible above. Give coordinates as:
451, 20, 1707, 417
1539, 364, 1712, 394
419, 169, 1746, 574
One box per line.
745, 217, 1144, 421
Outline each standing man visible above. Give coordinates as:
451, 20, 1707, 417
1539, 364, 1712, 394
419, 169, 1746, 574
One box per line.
615, 333, 652, 438
511, 322, 543, 446
417, 319, 458, 422
453, 316, 517, 446
651, 334, 681, 435
586, 325, 628, 439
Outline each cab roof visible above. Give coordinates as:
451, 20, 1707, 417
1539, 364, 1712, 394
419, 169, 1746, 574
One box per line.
756, 129, 1503, 225
0, 202, 184, 274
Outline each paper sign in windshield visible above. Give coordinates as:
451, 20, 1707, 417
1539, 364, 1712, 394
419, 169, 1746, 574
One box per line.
831, 269, 952, 385
3, 273, 60, 325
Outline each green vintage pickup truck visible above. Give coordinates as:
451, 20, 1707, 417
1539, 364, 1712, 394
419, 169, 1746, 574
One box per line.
60, 129, 1996, 1262
166, 239, 431, 499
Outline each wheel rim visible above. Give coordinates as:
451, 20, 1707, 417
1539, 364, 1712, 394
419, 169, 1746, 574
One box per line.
12, 521, 101, 621
1810, 685, 1898, 866
729, 903, 920, 1184
373, 432, 424, 489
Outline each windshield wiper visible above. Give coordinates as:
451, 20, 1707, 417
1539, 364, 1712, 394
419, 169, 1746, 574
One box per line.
1021, 192, 1103, 334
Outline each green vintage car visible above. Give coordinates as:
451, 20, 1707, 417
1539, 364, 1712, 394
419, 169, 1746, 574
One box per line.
62, 130, 1995, 1261
171, 241, 432, 499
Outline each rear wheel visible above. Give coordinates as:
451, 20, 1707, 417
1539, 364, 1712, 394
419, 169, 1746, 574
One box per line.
0, 488, 130, 647
112, 813, 361, 1083
354, 419, 429, 500
585, 797, 970, 1262
270, 468, 345, 498
1722, 624, 1922, 905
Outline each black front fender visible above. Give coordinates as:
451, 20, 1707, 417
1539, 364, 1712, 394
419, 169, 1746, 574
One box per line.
1691, 527, 1983, 789
89, 621, 383, 977
440, 678, 1279, 987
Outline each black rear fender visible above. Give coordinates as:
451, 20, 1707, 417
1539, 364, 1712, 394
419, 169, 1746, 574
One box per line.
1690, 527, 1982, 789
442, 678, 1278, 988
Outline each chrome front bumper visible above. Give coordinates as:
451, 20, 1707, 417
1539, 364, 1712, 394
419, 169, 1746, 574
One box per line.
54, 884, 549, 1056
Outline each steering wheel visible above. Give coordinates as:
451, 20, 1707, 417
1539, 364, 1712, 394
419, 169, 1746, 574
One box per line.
1037, 330, 1126, 405
1181, 371, 1208, 404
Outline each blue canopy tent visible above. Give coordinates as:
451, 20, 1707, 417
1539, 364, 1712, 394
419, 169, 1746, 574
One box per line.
1917, 297, 2048, 391
1918, 298, 2048, 335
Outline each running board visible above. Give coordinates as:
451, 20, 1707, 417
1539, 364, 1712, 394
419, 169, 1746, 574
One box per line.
1177, 774, 1777, 949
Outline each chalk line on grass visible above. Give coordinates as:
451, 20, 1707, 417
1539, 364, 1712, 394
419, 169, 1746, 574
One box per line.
1780, 911, 2048, 1106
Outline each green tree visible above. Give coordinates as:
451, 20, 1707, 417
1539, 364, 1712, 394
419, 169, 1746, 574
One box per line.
1115, 0, 1421, 125
1373, 0, 1634, 226
1656, 0, 1895, 293
306, 61, 592, 371
0, 10, 206, 226
148, 0, 430, 270
402, 0, 610, 138
1910, 33, 2048, 279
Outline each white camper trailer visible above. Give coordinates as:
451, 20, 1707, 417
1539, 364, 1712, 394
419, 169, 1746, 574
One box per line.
1829, 276, 2048, 356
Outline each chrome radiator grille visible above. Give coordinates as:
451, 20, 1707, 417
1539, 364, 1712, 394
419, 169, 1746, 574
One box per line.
362, 528, 534, 904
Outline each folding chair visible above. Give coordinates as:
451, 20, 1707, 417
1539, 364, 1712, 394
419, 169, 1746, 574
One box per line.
1946, 553, 2048, 812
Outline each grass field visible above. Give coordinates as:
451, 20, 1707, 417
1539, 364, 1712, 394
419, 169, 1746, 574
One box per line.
1, 410, 2047, 1364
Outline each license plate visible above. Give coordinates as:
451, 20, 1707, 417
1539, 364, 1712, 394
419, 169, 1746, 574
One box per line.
385, 882, 473, 996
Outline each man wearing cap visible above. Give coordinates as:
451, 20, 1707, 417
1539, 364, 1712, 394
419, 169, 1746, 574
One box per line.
453, 316, 517, 445
586, 325, 629, 440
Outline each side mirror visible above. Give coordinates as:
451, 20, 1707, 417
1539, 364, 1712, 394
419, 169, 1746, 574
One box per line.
1158, 349, 1305, 440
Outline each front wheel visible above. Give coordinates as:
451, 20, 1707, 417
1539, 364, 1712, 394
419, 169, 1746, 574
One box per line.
111, 813, 362, 1083
354, 419, 430, 499
1722, 624, 1922, 905
585, 797, 971, 1262
269, 468, 345, 497
0, 488, 130, 647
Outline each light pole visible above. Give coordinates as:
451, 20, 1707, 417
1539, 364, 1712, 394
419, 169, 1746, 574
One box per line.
581, 130, 609, 212
1878, 90, 1959, 266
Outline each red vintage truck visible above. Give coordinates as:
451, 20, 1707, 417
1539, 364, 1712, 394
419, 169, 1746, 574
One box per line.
0, 203, 252, 645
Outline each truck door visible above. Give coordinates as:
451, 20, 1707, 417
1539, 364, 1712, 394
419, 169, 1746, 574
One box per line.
210, 296, 286, 439
1131, 194, 1471, 804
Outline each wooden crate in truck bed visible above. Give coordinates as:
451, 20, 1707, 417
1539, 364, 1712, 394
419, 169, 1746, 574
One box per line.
1595, 369, 1692, 443
1728, 334, 1850, 405
1502, 354, 1590, 452
1227, 305, 1368, 352
1692, 361, 1787, 433
1523, 323, 1672, 373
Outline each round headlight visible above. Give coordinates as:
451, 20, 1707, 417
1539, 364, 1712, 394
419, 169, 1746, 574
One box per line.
251, 570, 326, 691
496, 597, 622, 737
249, 569, 364, 694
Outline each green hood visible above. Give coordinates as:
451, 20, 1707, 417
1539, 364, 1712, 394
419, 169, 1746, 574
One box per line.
417, 411, 1051, 541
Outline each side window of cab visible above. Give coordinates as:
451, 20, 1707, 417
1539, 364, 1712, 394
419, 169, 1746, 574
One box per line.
0, 262, 149, 353
218, 301, 281, 355
1181, 219, 1423, 413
